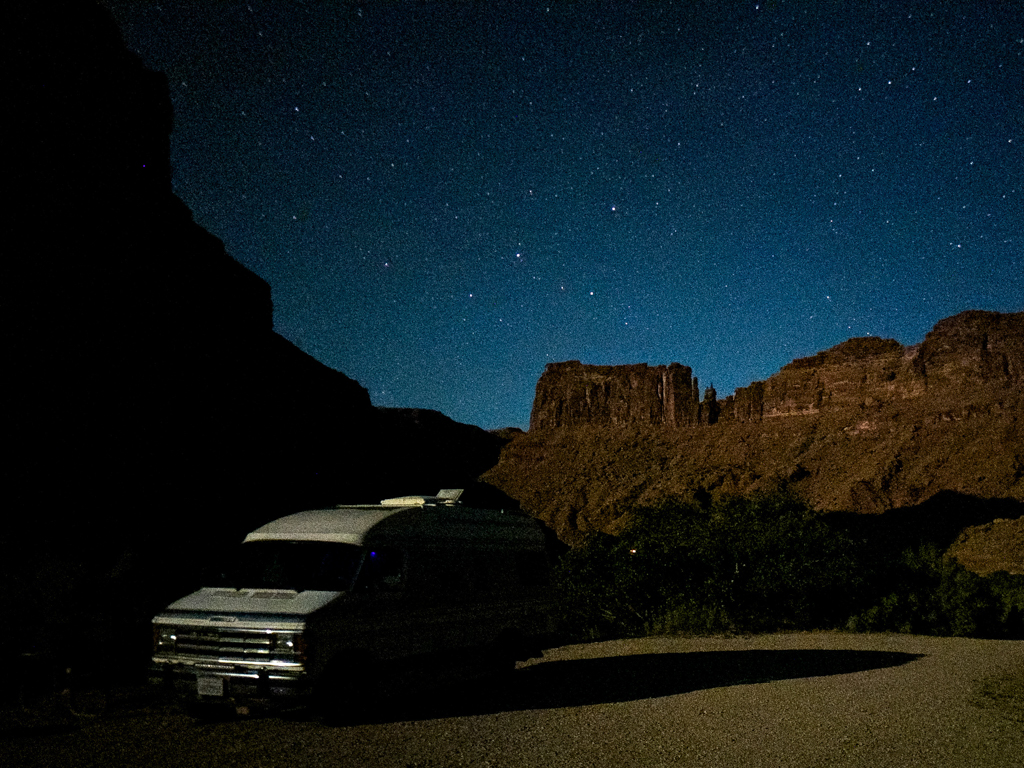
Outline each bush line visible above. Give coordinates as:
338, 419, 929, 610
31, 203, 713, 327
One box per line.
554, 491, 1024, 640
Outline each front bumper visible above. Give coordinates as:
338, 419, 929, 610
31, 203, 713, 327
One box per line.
150, 659, 312, 707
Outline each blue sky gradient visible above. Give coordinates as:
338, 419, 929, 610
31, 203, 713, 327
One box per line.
103, 0, 1022, 429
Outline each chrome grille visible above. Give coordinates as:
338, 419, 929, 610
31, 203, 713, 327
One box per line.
157, 626, 303, 666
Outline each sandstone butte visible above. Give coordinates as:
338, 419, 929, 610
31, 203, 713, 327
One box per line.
481, 310, 1024, 574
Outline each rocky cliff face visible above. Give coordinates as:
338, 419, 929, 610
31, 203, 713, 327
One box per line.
484, 311, 1024, 572
7, 1, 377, 523
915, 310, 1024, 389
726, 337, 917, 422
530, 312, 1023, 433
530, 361, 718, 430
727, 311, 1023, 423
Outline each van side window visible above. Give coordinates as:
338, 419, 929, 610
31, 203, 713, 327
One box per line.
221, 541, 365, 592
357, 548, 406, 591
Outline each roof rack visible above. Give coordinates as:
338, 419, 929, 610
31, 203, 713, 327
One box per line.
379, 488, 464, 507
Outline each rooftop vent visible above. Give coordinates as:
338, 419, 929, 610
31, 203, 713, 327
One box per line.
380, 488, 464, 507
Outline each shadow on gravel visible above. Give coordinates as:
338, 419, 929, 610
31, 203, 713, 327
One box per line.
346, 649, 924, 725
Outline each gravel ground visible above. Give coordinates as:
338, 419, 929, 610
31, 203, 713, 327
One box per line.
3, 632, 1022, 768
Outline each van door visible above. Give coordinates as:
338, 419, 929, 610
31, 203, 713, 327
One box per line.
340, 547, 430, 660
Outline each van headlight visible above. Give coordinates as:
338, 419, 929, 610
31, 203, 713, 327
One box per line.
153, 624, 177, 656
270, 632, 306, 665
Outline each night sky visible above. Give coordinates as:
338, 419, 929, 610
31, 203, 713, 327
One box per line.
100, 0, 1022, 430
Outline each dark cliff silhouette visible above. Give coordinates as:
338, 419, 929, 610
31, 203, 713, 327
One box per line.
3, 1, 504, 666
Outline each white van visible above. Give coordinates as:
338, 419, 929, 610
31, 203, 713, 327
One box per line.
149, 490, 555, 714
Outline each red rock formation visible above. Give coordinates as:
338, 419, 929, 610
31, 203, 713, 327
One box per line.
485, 311, 1024, 553
530, 312, 1023, 433
530, 361, 718, 430
915, 310, 1024, 389
726, 336, 920, 422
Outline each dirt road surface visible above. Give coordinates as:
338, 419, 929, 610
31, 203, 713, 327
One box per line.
3, 632, 1022, 768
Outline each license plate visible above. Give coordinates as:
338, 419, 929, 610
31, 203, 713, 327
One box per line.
197, 675, 225, 697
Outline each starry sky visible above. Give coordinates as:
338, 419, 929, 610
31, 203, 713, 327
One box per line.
101, 0, 1021, 430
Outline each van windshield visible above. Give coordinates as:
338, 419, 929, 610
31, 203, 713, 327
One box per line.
216, 540, 365, 592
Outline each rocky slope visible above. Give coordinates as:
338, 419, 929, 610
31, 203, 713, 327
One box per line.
947, 516, 1024, 575
483, 311, 1024, 572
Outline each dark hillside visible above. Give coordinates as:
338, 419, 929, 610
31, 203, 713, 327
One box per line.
3, 1, 501, 665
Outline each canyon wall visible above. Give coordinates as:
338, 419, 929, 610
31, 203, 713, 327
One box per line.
530, 362, 718, 430
486, 311, 1024, 563
529, 311, 1024, 433
728, 311, 1023, 423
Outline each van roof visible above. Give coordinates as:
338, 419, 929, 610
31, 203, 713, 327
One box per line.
244, 492, 546, 550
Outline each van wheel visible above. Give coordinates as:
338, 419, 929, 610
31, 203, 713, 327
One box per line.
315, 654, 381, 725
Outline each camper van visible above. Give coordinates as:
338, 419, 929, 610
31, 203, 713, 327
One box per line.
150, 490, 555, 713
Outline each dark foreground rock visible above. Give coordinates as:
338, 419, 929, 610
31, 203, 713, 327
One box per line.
4, 0, 503, 664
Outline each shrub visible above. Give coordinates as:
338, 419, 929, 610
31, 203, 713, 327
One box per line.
555, 492, 1022, 640
554, 491, 861, 638
697, 491, 862, 631
847, 545, 1007, 637
986, 572, 1024, 639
